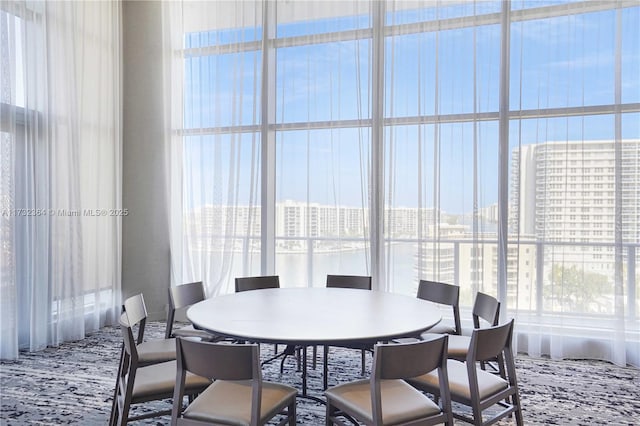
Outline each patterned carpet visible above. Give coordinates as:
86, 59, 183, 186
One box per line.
1, 322, 638, 425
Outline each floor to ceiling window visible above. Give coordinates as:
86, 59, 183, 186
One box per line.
274, 2, 372, 287
384, 2, 502, 301
507, 2, 639, 366
163, 0, 639, 366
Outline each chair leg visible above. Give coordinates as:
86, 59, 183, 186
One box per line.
288, 399, 296, 426
515, 406, 524, 426
471, 399, 483, 426
323, 345, 329, 390
312, 345, 317, 370
109, 400, 119, 426
109, 388, 119, 425
512, 391, 524, 426
278, 345, 298, 373
109, 345, 125, 426
360, 349, 366, 376
117, 385, 134, 426
325, 400, 334, 426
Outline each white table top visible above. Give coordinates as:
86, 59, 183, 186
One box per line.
187, 287, 441, 345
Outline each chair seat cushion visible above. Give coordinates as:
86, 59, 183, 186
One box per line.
131, 360, 211, 400
423, 321, 456, 335
392, 333, 445, 345
325, 379, 441, 425
446, 335, 471, 359
409, 359, 508, 401
182, 380, 297, 425
172, 325, 218, 341
390, 337, 419, 344
136, 338, 176, 364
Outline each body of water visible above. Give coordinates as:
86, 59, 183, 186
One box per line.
210, 242, 420, 296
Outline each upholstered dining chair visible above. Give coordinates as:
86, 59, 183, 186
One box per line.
234, 275, 296, 371
171, 338, 297, 426
394, 280, 463, 346
325, 335, 453, 426
407, 320, 523, 426
444, 292, 501, 372
110, 293, 179, 425
417, 280, 462, 335
321, 274, 373, 389
109, 312, 210, 426
124, 293, 177, 366
235, 275, 281, 292
166, 281, 221, 341
326, 274, 372, 290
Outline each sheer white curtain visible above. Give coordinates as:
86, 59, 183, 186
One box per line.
273, 1, 372, 288
163, 1, 372, 293
0, 1, 121, 360
508, 3, 639, 367
163, 1, 264, 296
383, 1, 501, 301
384, 0, 638, 366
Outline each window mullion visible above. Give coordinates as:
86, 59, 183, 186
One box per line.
261, 0, 276, 275
497, 0, 511, 315
370, 0, 385, 291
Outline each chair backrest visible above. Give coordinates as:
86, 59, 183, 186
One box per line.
176, 338, 259, 381
467, 319, 519, 401
417, 280, 462, 335
235, 275, 280, 292
468, 319, 514, 364
170, 281, 206, 310
326, 274, 372, 290
123, 293, 147, 326
166, 281, 206, 338
371, 336, 451, 425
372, 335, 448, 380
119, 312, 140, 363
472, 292, 500, 328
123, 293, 148, 344
173, 338, 262, 424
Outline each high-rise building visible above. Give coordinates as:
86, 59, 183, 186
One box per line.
511, 139, 640, 276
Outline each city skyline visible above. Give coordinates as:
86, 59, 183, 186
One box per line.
185, 138, 638, 226
183, 137, 638, 313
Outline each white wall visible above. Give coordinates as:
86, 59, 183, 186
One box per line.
122, 0, 169, 319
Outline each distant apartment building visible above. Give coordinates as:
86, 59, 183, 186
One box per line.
416, 224, 467, 286
510, 139, 640, 277
275, 200, 368, 250
275, 201, 443, 244
479, 203, 499, 223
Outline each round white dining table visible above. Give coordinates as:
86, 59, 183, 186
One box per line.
187, 287, 442, 346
